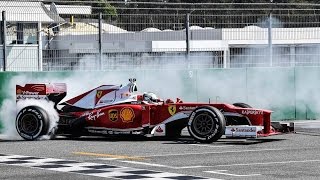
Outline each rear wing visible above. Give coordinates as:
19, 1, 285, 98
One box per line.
16, 83, 67, 106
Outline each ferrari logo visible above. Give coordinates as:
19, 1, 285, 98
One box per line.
96, 90, 103, 98
168, 105, 176, 116
120, 107, 135, 123
108, 109, 118, 122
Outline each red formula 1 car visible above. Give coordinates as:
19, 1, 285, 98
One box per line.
15, 79, 293, 143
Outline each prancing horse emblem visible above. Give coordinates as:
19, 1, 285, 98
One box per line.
168, 105, 176, 116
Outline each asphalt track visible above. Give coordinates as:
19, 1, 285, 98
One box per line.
0, 122, 320, 180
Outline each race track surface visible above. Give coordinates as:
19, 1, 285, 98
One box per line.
0, 123, 320, 180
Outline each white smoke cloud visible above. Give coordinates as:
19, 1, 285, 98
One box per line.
0, 99, 20, 140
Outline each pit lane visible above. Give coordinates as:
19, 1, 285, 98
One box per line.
0, 123, 320, 180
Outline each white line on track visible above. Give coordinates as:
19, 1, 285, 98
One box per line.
205, 170, 261, 177
104, 158, 320, 171
212, 159, 320, 167
188, 144, 234, 148
120, 160, 172, 168
141, 148, 285, 157
175, 159, 320, 169
107, 159, 206, 169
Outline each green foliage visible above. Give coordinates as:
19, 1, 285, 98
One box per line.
92, 0, 117, 16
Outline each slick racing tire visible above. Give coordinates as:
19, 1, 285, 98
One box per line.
233, 102, 252, 108
16, 106, 50, 140
188, 106, 226, 143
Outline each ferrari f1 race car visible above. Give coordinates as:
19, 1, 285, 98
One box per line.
15, 79, 293, 143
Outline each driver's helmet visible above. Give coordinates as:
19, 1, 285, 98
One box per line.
143, 92, 158, 102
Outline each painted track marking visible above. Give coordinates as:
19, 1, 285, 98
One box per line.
205, 170, 261, 177
141, 148, 285, 157
188, 144, 234, 148
212, 159, 320, 167
120, 160, 171, 168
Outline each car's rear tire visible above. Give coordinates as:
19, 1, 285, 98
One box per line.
187, 106, 226, 143
16, 106, 50, 140
233, 102, 252, 108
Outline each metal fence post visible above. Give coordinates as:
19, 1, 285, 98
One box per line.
37, 21, 43, 71
268, 12, 273, 67
98, 12, 103, 70
268, 2, 273, 67
185, 13, 190, 56
1, 11, 7, 71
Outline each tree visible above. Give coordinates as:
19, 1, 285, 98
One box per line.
92, 0, 117, 16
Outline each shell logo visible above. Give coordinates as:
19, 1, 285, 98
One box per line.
120, 107, 135, 123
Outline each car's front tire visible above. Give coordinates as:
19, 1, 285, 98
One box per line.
16, 106, 50, 140
188, 106, 226, 143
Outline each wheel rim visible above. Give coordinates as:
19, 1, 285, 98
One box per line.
21, 114, 39, 134
193, 113, 215, 136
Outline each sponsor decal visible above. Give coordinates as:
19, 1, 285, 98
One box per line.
96, 90, 103, 98
242, 110, 263, 115
120, 107, 135, 123
17, 90, 40, 95
95, 90, 112, 105
168, 105, 176, 115
16, 95, 47, 100
16, 89, 47, 100
225, 126, 258, 138
188, 112, 196, 126
179, 106, 197, 111
16, 85, 45, 96
23, 91, 39, 95
88, 129, 133, 135
84, 109, 105, 121
206, 128, 218, 140
16, 89, 22, 94
108, 109, 118, 122
155, 126, 163, 133
232, 127, 256, 132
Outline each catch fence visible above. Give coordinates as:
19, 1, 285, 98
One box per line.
1, 2, 320, 71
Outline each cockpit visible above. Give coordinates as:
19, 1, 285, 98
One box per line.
142, 92, 160, 103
